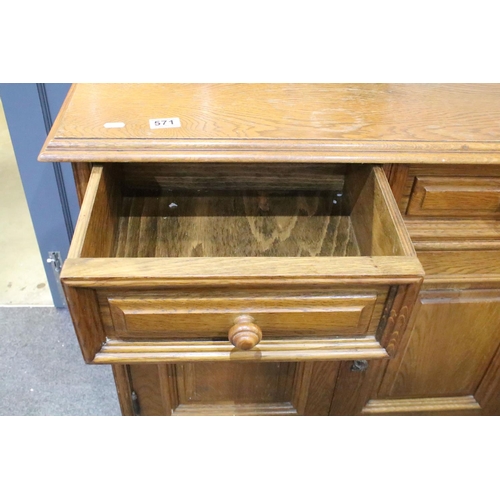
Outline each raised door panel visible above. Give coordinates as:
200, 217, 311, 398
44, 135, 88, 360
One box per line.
175, 362, 296, 414
379, 289, 500, 399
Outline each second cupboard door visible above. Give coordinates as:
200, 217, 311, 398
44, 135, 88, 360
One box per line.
365, 288, 500, 415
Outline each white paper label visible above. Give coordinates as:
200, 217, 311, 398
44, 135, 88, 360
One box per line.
149, 117, 181, 129
104, 122, 125, 128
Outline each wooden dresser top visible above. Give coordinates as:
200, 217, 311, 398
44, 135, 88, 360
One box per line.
39, 83, 500, 164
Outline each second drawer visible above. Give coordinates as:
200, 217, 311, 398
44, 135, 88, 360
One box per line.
407, 176, 500, 218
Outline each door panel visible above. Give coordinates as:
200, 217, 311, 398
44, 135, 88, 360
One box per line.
379, 289, 500, 398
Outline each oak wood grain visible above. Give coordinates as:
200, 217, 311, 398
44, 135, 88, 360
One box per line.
68, 165, 120, 259
39, 84, 500, 164
62, 285, 106, 363
171, 361, 298, 415
68, 164, 419, 267
52, 84, 499, 415
361, 396, 482, 416
116, 162, 347, 192
407, 176, 500, 217
62, 256, 424, 287
406, 219, 500, 251
378, 282, 422, 357
384, 164, 409, 208
173, 402, 298, 415
399, 164, 500, 213
475, 339, 500, 415
105, 292, 380, 339
177, 362, 294, 405
417, 250, 500, 284
113, 191, 359, 258
292, 361, 341, 415
126, 360, 346, 416
128, 364, 167, 416
112, 365, 134, 416
373, 168, 416, 256
329, 359, 386, 415
349, 167, 415, 257
62, 163, 422, 297
71, 162, 93, 205
379, 289, 500, 398
94, 336, 389, 364
62, 165, 422, 362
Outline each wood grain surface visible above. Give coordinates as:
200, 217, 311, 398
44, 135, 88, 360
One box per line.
407, 176, 500, 217
361, 396, 482, 416
379, 289, 500, 398
417, 250, 500, 283
106, 292, 379, 339
329, 359, 386, 415
113, 191, 360, 258
71, 162, 93, 204
62, 164, 423, 295
115, 162, 348, 192
112, 365, 134, 416
475, 339, 500, 415
45, 84, 500, 415
93, 336, 389, 364
177, 362, 294, 405
126, 360, 353, 416
395, 164, 500, 213
39, 84, 500, 164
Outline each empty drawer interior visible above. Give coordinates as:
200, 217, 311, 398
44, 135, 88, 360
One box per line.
73, 163, 411, 259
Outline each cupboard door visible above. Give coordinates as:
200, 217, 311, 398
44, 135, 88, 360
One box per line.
371, 289, 500, 414
118, 359, 382, 416
125, 362, 338, 416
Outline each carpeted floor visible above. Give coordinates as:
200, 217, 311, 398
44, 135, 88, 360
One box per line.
0, 307, 121, 415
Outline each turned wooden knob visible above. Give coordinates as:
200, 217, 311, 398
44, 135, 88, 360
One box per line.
228, 315, 262, 350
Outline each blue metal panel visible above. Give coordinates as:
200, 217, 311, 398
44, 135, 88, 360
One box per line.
0, 83, 75, 308
43, 84, 80, 229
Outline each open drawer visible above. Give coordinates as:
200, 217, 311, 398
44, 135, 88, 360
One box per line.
62, 163, 423, 364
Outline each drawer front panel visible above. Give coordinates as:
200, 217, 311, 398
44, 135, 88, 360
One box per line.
105, 292, 381, 340
407, 176, 500, 217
